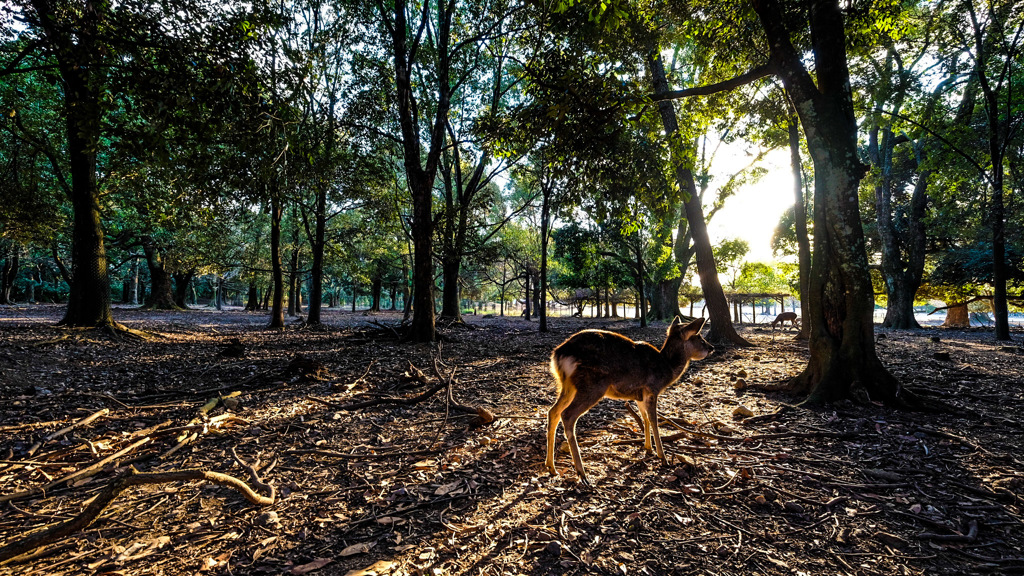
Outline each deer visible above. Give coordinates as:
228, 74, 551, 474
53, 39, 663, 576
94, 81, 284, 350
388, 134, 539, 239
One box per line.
771, 311, 800, 330
545, 317, 713, 486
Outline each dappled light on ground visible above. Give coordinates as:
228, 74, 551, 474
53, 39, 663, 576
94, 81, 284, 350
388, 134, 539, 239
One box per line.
0, 307, 1022, 575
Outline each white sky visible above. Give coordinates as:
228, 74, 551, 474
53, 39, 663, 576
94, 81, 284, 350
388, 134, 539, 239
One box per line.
705, 146, 796, 263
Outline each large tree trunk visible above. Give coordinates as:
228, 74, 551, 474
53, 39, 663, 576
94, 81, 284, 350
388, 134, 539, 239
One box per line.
385, 0, 453, 342
648, 277, 682, 321
522, 271, 531, 319
307, 185, 327, 324
539, 188, 551, 333
141, 239, 177, 310
755, 0, 902, 405
245, 281, 259, 311
439, 255, 461, 319
649, 53, 749, 346
287, 216, 300, 317
172, 271, 193, 309
59, 70, 114, 327
0, 248, 18, 304
370, 274, 382, 312
967, 5, 1011, 341
788, 116, 812, 339
33, 0, 114, 327
269, 194, 285, 328
128, 259, 138, 305
942, 303, 969, 328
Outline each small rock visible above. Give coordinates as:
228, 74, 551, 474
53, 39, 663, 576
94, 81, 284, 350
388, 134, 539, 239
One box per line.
783, 501, 805, 514
544, 541, 562, 556
222, 396, 240, 411
876, 333, 887, 339
732, 405, 754, 418
753, 494, 767, 505
930, 336, 941, 342
933, 351, 951, 361
736, 369, 748, 378
732, 378, 747, 390
256, 511, 280, 529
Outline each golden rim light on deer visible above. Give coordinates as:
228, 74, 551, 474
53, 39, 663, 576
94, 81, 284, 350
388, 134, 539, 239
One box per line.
545, 317, 714, 486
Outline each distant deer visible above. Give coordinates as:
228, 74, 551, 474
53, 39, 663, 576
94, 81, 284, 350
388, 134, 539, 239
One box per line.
545, 317, 713, 486
771, 311, 800, 330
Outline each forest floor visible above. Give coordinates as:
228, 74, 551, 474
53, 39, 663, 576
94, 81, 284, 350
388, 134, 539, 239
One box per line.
0, 305, 1022, 576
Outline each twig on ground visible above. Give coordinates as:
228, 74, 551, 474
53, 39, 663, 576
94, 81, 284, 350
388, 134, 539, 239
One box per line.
27, 408, 110, 457
0, 466, 274, 564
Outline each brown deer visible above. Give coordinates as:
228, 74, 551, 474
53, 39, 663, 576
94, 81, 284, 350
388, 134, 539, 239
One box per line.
545, 317, 713, 486
771, 311, 800, 329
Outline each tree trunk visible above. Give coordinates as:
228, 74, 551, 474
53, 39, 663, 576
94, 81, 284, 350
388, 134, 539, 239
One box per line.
942, 303, 969, 328
648, 277, 682, 320
269, 194, 285, 328
59, 70, 114, 327
788, 116, 812, 339
754, 0, 902, 404
34, 1, 114, 327
648, 51, 748, 346
522, 272, 531, 319
287, 232, 299, 317
539, 189, 551, 333
370, 275, 382, 312
439, 256, 461, 320
172, 272, 193, 309
245, 281, 259, 311
141, 239, 177, 310
0, 249, 18, 304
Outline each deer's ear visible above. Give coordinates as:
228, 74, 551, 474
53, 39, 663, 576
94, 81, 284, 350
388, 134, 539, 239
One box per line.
682, 317, 706, 337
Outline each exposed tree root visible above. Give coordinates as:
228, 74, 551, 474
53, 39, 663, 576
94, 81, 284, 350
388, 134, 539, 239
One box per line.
0, 465, 275, 564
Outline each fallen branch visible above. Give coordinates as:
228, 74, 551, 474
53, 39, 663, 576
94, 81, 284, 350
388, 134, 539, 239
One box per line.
0, 437, 152, 503
285, 448, 439, 460
27, 408, 110, 457
0, 465, 274, 564
431, 350, 494, 426
230, 448, 276, 504
311, 381, 447, 411
919, 519, 979, 542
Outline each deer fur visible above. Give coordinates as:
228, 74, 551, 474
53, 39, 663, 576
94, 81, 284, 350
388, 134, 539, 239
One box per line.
771, 311, 800, 329
545, 317, 713, 485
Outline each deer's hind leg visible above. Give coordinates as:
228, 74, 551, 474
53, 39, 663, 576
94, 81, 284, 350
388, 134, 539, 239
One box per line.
546, 374, 577, 475
557, 371, 608, 486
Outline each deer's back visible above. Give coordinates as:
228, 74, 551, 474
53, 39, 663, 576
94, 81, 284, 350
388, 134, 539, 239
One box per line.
553, 330, 671, 388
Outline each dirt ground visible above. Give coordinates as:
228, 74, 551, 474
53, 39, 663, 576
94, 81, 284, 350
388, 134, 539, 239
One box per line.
0, 305, 1022, 576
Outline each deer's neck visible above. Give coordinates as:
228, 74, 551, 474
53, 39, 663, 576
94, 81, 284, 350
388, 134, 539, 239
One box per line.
660, 344, 691, 383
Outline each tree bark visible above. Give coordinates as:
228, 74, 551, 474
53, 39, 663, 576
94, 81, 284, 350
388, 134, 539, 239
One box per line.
245, 281, 259, 311
385, 0, 453, 342
269, 194, 285, 328
966, 4, 1011, 340
172, 271, 193, 309
370, 274, 383, 312
31, 0, 115, 328
522, 271, 531, 319
788, 116, 812, 339
755, 0, 902, 405
942, 303, 969, 328
140, 239, 177, 310
539, 187, 551, 332
58, 67, 114, 327
287, 218, 300, 317
0, 249, 18, 304
648, 51, 749, 346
